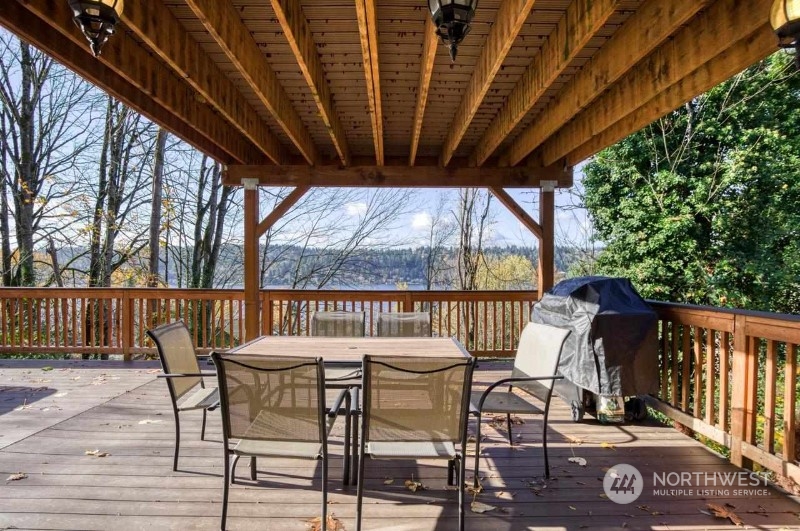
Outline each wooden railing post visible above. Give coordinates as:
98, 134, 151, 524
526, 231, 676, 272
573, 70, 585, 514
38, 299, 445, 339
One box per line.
121, 291, 134, 361
262, 290, 272, 336
730, 314, 754, 468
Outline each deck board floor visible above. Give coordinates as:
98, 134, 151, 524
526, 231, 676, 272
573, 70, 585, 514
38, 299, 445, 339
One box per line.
0, 360, 798, 530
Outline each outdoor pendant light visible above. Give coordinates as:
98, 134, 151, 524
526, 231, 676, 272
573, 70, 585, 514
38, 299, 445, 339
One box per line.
68, 0, 124, 57
428, 0, 478, 62
771, 0, 800, 68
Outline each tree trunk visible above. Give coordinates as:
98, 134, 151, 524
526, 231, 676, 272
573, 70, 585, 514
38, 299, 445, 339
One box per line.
147, 128, 167, 287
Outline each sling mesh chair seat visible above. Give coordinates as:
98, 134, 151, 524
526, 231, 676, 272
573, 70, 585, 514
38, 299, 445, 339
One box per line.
356, 355, 475, 531
311, 310, 366, 337
471, 322, 570, 483
147, 321, 219, 471
212, 352, 333, 531
376, 312, 431, 337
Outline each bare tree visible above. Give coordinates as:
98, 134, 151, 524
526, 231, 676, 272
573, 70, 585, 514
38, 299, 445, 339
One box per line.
0, 32, 95, 285
453, 188, 493, 291
147, 128, 167, 287
421, 194, 456, 290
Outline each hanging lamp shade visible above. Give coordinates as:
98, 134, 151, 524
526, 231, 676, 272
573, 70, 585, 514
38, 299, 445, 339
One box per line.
428, 0, 479, 62
68, 0, 124, 57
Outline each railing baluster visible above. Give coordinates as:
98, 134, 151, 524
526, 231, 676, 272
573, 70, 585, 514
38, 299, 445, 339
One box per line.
705, 328, 715, 426
763, 339, 777, 453
784, 343, 797, 462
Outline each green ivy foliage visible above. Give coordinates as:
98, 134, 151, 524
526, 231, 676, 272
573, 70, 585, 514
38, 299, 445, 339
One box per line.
584, 53, 800, 313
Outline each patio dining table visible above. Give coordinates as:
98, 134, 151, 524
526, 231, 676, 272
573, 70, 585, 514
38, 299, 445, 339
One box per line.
228, 335, 472, 484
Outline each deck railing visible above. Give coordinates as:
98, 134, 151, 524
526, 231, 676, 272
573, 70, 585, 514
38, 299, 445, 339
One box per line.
651, 301, 800, 484
0, 288, 537, 359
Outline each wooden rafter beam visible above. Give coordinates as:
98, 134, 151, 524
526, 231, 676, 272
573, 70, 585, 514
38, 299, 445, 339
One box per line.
440, 0, 537, 167
224, 164, 573, 189
14, 0, 262, 165
536, 0, 773, 167
271, 0, 349, 166
566, 25, 776, 165
409, 19, 438, 166
184, 0, 318, 165
495, 0, 703, 168
256, 187, 310, 237
355, 0, 384, 165
0, 2, 232, 163
121, 0, 283, 165
488, 187, 543, 239
478, 0, 619, 167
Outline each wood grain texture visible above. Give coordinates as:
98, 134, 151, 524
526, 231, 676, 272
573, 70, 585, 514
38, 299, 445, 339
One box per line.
409, 19, 438, 166
355, 0, 384, 165
184, 0, 318, 164
495, 0, 706, 168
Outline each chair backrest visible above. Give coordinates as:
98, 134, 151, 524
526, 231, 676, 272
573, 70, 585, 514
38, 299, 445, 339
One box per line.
512, 322, 571, 397
147, 321, 201, 400
377, 312, 431, 337
362, 355, 475, 444
212, 353, 326, 444
311, 311, 366, 337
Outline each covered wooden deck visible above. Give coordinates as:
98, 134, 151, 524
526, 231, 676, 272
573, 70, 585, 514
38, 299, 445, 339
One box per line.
1, 359, 797, 530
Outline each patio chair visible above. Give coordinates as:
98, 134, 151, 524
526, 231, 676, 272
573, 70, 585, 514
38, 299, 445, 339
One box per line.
311, 310, 366, 483
212, 352, 332, 531
146, 321, 219, 471
376, 311, 431, 337
311, 310, 366, 337
356, 355, 475, 531
471, 322, 570, 483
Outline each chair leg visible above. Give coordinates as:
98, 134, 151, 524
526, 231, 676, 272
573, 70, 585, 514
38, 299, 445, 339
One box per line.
457, 455, 465, 531
172, 410, 181, 472
343, 391, 351, 485
473, 413, 482, 488
201, 409, 207, 441
321, 454, 328, 531
542, 417, 550, 479
506, 413, 513, 445
221, 450, 230, 531
351, 388, 360, 486
355, 424, 366, 531
447, 460, 455, 486
250, 456, 257, 481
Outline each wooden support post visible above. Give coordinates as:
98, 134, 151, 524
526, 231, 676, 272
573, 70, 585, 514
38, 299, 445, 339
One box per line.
243, 179, 260, 341
730, 314, 754, 468
121, 291, 134, 361
538, 182, 555, 294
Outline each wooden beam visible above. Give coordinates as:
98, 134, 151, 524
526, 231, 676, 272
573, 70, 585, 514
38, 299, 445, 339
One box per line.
488, 187, 543, 239
440, 0, 537, 167
256, 187, 310, 237
121, 0, 283, 165
224, 163, 573, 188
271, 0, 349, 166
409, 19, 438, 166
15, 0, 262, 165
536, 0, 773, 167
538, 187, 555, 292
243, 186, 260, 341
495, 0, 706, 168
0, 1, 234, 164
565, 25, 776, 164
184, 0, 318, 165
355, 0, 384, 165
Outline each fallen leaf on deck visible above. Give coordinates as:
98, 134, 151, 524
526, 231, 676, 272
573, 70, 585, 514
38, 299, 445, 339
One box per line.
85, 449, 111, 457
466, 482, 483, 495
404, 479, 425, 492
138, 419, 162, 425
568, 457, 587, 466
146, 369, 161, 374
470, 501, 496, 513
383, 478, 394, 485
706, 503, 744, 526
490, 415, 524, 426
495, 491, 516, 500
306, 514, 345, 530
6, 473, 27, 481
568, 505, 577, 511
42, 366, 53, 372
564, 435, 584, 445
600, 442, 616, 450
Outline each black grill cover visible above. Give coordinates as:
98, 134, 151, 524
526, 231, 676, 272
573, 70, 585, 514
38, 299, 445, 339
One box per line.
531, 276, 659, 396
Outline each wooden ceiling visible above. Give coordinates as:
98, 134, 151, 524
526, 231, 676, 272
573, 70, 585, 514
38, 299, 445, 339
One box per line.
0, 0, 779, 187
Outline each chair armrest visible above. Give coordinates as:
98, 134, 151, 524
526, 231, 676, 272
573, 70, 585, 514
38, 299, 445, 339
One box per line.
473, 375, 564, 413
157, 372, 217, 379
328, 388, 350, 418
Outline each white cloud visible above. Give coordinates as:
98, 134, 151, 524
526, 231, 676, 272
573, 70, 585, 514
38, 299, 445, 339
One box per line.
345, 202, 368, 216
411, 212, 432, 230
